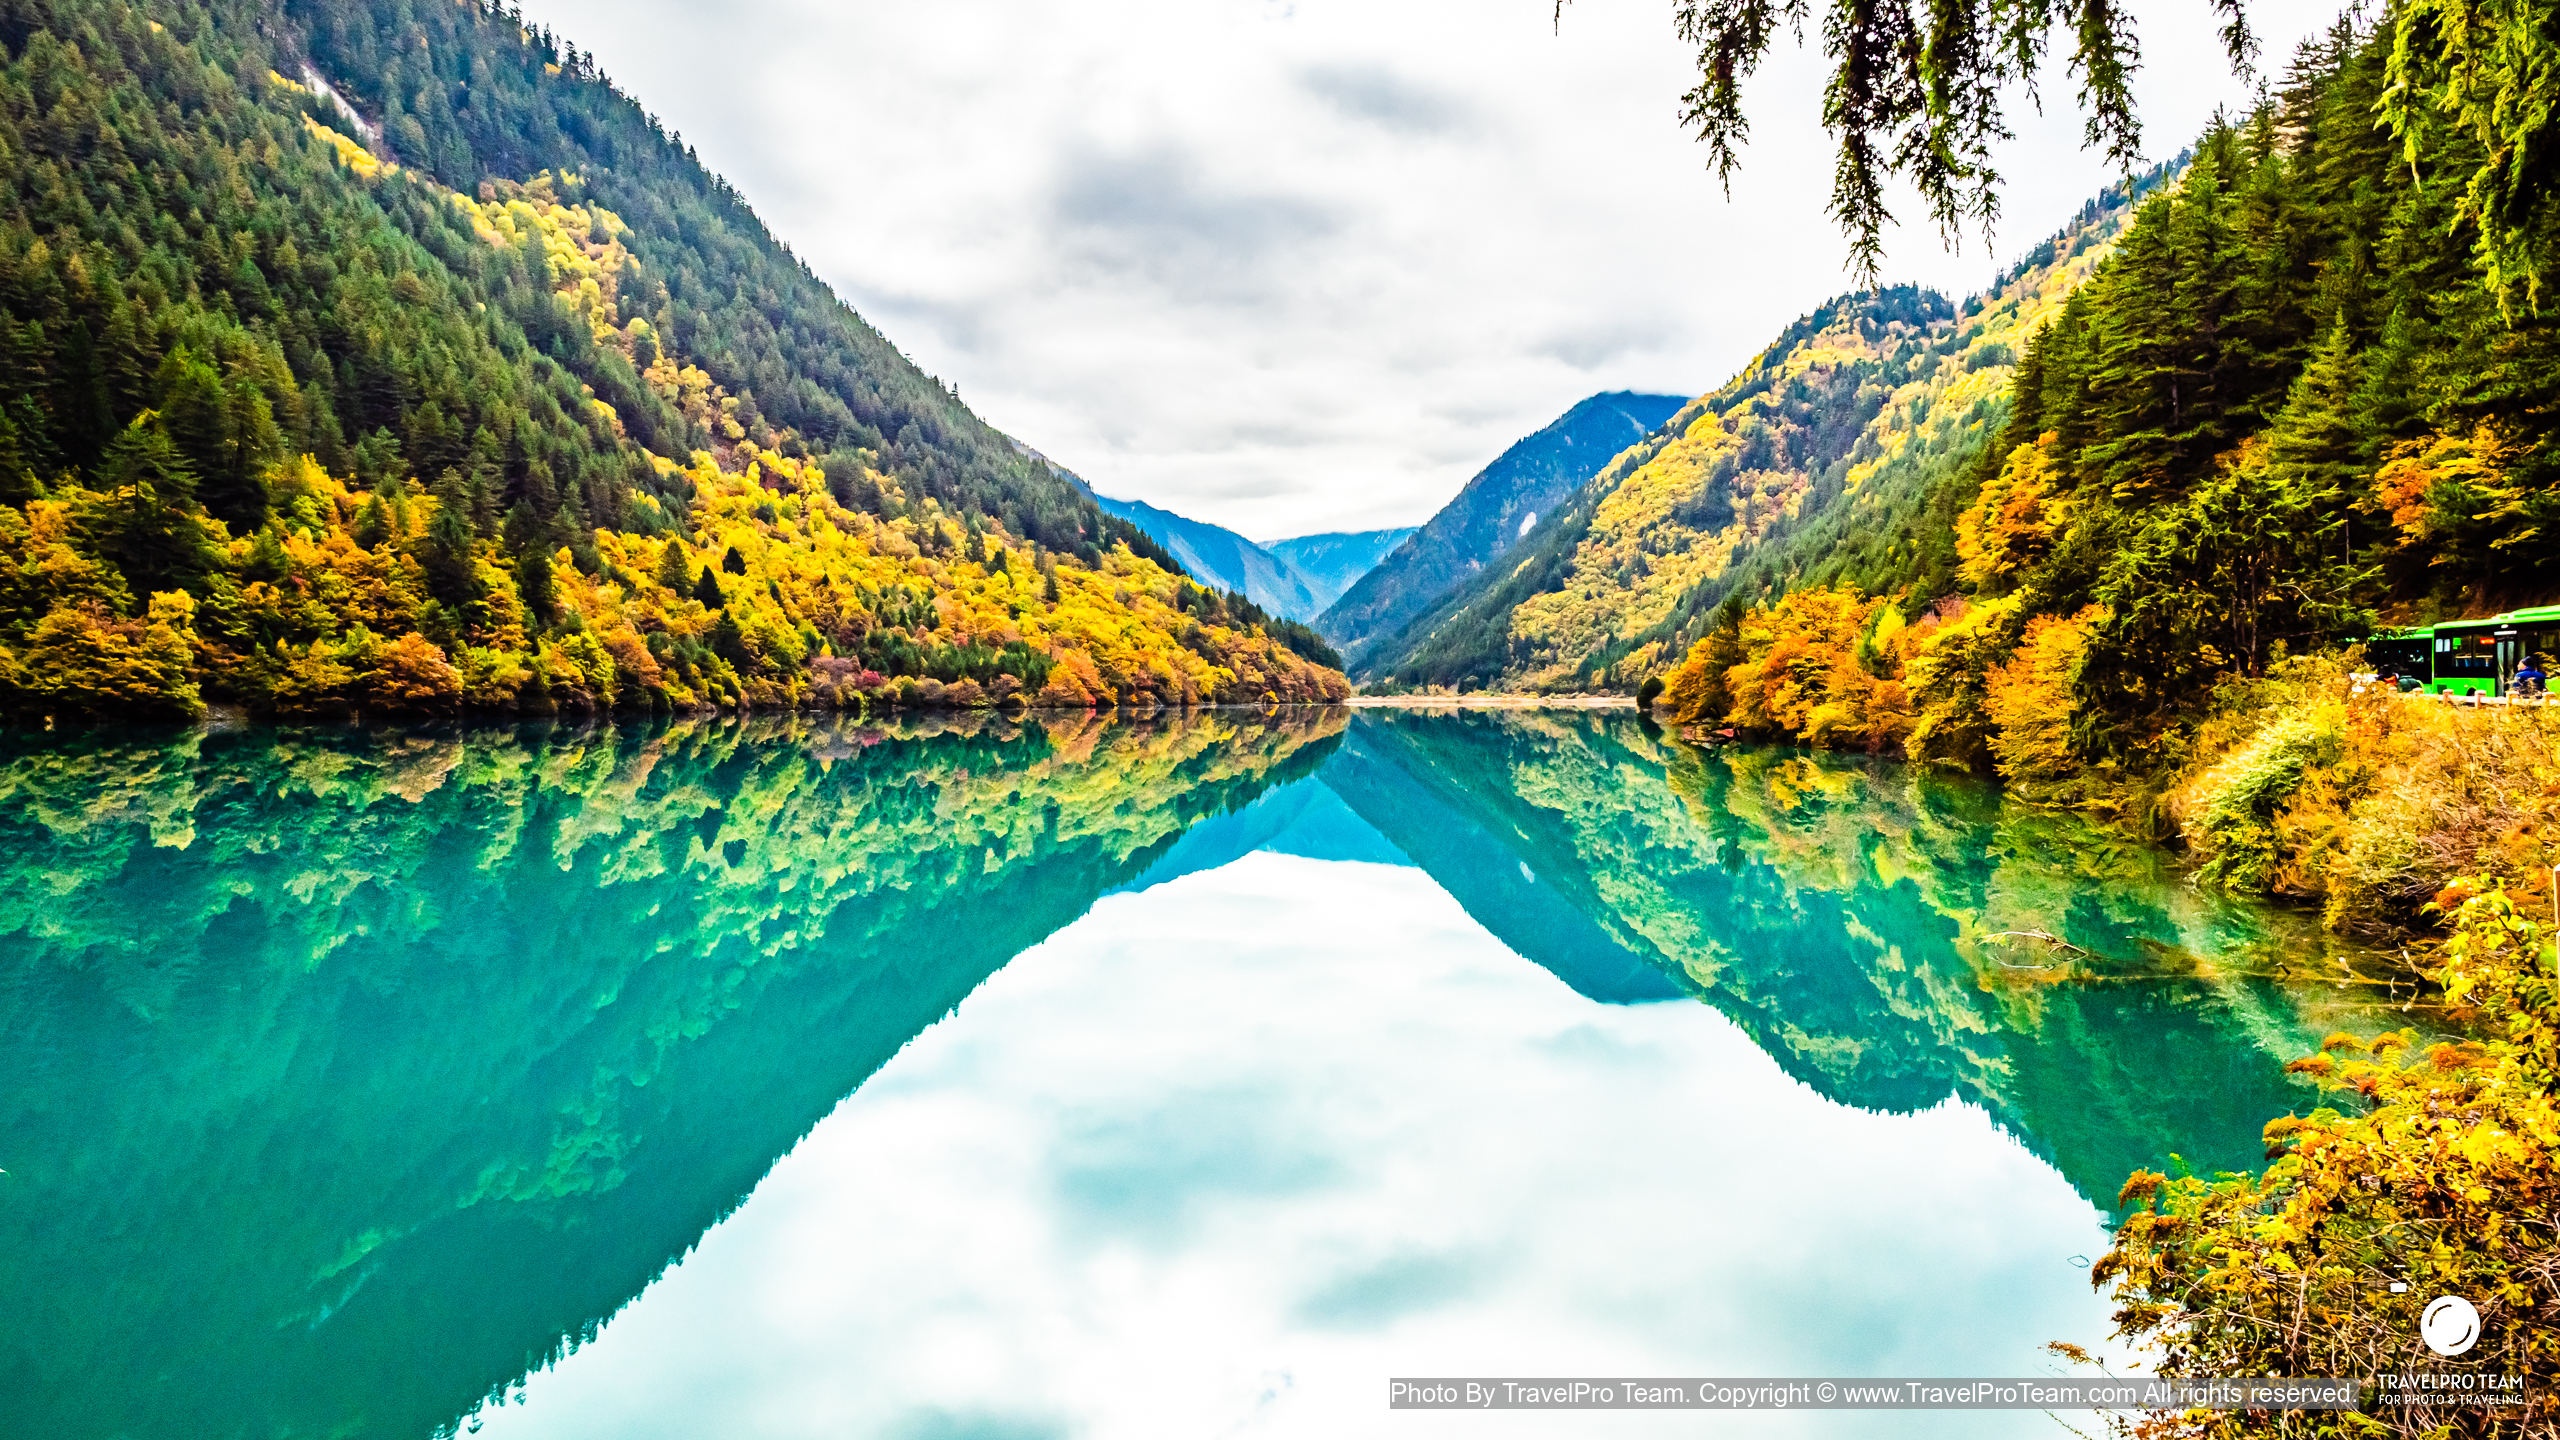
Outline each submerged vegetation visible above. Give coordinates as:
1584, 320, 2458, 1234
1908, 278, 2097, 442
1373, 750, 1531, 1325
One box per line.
2096, 887, 2559, 1436
0, 0, 1344, 725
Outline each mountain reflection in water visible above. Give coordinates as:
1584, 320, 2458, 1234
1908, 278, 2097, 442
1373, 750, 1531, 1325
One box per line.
0, 709, 2366, 1439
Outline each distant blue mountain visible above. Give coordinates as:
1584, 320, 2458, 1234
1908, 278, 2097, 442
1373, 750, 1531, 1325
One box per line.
1317, 391, 1691, 670
1260, 529, 1419, 614
1087, 495, 1328, 621
1006, 438, 1334, 619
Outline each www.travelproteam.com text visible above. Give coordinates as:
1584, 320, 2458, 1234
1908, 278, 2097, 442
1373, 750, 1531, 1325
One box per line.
1385, 1379, 2364, 1411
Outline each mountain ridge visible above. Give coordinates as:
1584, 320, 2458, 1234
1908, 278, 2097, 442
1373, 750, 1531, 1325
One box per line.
1089, 493, 1328, 621
1321, 390, 1689, 673
1261, 528, 1416, 614
0, 0, 1348, 721
1008, 440, 1344, 622
1358, 174, 2169, 692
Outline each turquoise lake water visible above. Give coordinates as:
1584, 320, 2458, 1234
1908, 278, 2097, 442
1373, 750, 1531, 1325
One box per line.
0, 709, 2380, 1438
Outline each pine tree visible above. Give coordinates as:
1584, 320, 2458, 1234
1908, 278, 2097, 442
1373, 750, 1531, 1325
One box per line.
98, 411, 197, 500
710, 608, 749, 666
207, 376, 281, 528
420, 468, 480, 606
2259, 318, 2371, 512
97, 295, 153, 424
157, 351, 234, 496
0, 405, 34, 504
518, 545, 555, 627
352, 492, 395, 550
93, 416, 216, 597
352, 428, 407, 492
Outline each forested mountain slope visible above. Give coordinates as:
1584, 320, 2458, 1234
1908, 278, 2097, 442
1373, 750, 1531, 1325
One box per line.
1654, 18, 2560, 792
1321, 390, 1687, 670
0, 0, 1344, 721
1363, 179, 2163, 691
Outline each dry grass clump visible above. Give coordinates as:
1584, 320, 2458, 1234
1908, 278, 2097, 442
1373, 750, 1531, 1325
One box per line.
2172, 653, 2560, 933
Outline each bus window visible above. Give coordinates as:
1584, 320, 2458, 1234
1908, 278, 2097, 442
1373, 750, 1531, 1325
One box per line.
2365, 638, 2430, 683
2436, 635, 2498, 677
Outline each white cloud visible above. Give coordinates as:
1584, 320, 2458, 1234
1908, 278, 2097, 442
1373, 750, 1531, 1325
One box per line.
517, 0, 2344, 537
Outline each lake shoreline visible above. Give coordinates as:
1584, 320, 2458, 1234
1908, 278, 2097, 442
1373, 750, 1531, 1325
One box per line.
1341, 694, 1637, 710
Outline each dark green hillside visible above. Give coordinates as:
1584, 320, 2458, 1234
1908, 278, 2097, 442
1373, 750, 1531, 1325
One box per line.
0, 0, 1143, 552
0, 0, 1352, 723
283, 0, 1152, 553
1321, 390, 1685, 671
0, 0, 641, 524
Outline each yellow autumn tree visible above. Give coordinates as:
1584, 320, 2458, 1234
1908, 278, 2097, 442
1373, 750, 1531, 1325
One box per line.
2371, 421, 2528, 554
1981, 607, 2100, 789
6, 593, 204, 720
1710, 589, 1922, 750
1953, 436, 2068, 594
1903, 596, 2023, 769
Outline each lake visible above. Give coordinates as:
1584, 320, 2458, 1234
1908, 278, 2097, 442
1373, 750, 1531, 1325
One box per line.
0, 708, 2383, 1438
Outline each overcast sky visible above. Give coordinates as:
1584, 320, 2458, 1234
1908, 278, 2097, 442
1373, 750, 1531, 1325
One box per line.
517, 0, 2340, 540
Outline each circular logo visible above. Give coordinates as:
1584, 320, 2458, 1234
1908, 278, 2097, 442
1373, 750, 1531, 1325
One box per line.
2421, 1295, 2481, 1357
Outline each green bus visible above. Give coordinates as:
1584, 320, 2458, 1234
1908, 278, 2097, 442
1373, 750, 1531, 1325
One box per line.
2363, 604, 2560, 697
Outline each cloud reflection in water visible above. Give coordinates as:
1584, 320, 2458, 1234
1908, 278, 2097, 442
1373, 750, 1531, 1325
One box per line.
471, 849, 2118, 1439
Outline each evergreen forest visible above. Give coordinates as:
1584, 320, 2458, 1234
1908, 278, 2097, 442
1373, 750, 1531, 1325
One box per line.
1375, 16, 2556, 803
1646, 19, 2558, 778
0, 0, 1346, 722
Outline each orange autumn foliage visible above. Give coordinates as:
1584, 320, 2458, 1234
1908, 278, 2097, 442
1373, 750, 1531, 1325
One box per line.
1656, 586, 2100, 790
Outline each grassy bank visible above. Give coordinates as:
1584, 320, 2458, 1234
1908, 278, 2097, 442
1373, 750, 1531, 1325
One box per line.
2173, 660, 2560, 937
1660, 616, 2560, 941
